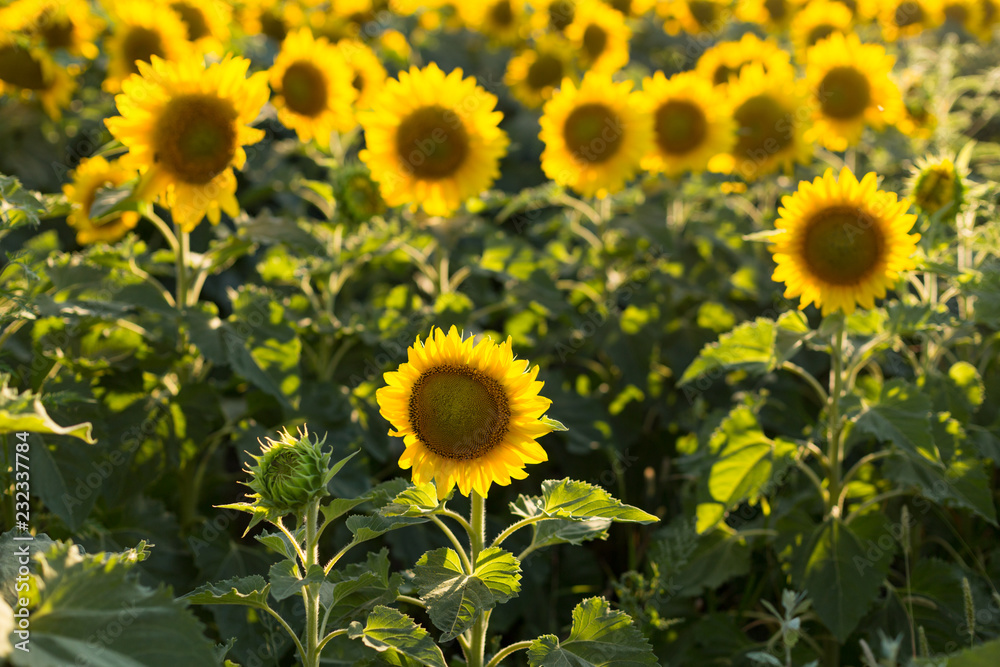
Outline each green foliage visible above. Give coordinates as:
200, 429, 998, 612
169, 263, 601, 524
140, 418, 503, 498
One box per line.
526, 597, 658, 666
347, 606, 447, 667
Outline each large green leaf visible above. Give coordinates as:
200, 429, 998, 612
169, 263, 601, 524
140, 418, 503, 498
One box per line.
913, 637, 1000, 666
526, 597, 658, 666
0, 376, 95, 443
269, 562, 325, 601
510, 479, 658, 524
344, 514, 427, 546
886, 451, 997, 524
678, 312, 810, 386
380, 482, 442, 517
322, 548, 402, 628
851, 379, 937, 460
0, 175, 45, 232
347, 606, 446, 667
413, 547, 521, 642
3, 542, 217, 666
695, 406, 796, 532
181, 575, 272, 610
793, 516, 893, 642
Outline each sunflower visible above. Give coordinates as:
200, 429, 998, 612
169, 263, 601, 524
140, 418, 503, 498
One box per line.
940, 0, 984, 34
790, 0, 853, 58
0, 38, 76, 119
769, 167, 920, 316
105, 54, 270, 232
978, 0, 1000, 39
907, 156, 965, 218
504, 35, 577, 108
895, 70, 937, 139
102, 0, 193, 93
875, 0, 943, 40
377, 29, 412, 65
709, 63, 812, 181
167, 0, 232, 52
736, 0, 803, 31
804, 32, 902, 152
637, 71, 735, 177
376, 326, 556, 499
269, 28, 356, 147
694, 33, 794, 89
0, 0, 104, 59
239, 0, 306, 42
530, 0, 578, 33
359, 63, 509, 217
461, 0, 528, 45
565, 0, 630, 73
539, 71, 651, 197
337, 39, 387, 113
63, 156, 141, 245
603, 0, 656, 18
661, 0, 732, 35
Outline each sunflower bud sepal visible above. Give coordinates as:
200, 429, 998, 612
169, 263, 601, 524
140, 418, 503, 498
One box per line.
217, 427, 360, 536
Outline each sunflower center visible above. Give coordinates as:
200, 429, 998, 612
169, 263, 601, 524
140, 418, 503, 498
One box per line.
351, 73, 364, 92
712, 64, 737, 85
803, 206, 884, 285
409, 365, 510, 461
807, 24, 837, 45
527, 53, 564, 90
549, 0, 575, 31
40, 16, 75, 49
171, 2, 210, 41
0, 46, 48, 90
490, 0, 514, 26
654, 100, 707, 155
689, 1, 718, 27
563, 103, 624, 164
894, 1, 924, 27
122, 26, 166, 74
943, 3, 969, 23
582, 24, 608, 60
282, 61, 329, 117
733, 94, 792, 159
395, 105, 470, 179
819, 66, 871, 120
765, 0, 788, 20
154, 93, 238, 185
261, 10, 288, 42
611, 0, 632, 13
916, 166, 956, 212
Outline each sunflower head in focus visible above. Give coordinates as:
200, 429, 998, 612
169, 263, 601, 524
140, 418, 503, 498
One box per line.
337, 39, 388, 113
638, 71, 735, 177
167, 0, 232, 52
770, 167, 920, 316
530, 0, 578, 34
907, 156, 966, 219
694, 33, 794, 90
376, 326, 557, 499
504, 35, 577, 108
358, 63, 509, 217
63, 156, 141, 245
105, 54, 270, 232
790, 0, 853, 58
0, 0, 104, 59
0, 37, 76, 119
103, 0, 194, 93
709, 63, 812, 181
876, 0, 943, 40
736, 0, 803, 31
804, 32, 902, 151
661, 0, 732, 35
461, 0, 528, 46
539, 71, 652, 198
565, 0, 630, 73
269, 28, 357, 148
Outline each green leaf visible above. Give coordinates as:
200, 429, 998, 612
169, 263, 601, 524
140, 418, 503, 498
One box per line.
886, 451, 997, 524
851, 379, 937, 460
346, 605, 447, 667
413, 547, 521, 642
380, 482, 441, 517
529, 518, 612, 549
345, 514, 428, 546
526, 597, 658, 666
323, 549, 402, 627
913, 637, 1000, 666
793, 517, 892, 642
0, 174, 45, 231
510, 479, 658, 524
6, 542, 218, 666
181, 575, 272, 610
695, 407, 796, 532
0, 376, 95, 443
269, 561, 325, 601
678, 313, 810, 386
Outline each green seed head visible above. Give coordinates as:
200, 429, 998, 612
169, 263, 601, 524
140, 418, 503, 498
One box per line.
244, 426, 332, 515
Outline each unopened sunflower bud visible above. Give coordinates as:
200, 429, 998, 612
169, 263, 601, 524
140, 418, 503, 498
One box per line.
245, 427, 332, 515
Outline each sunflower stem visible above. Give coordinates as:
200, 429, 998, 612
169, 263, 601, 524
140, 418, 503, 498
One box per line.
826, 315, 846, 519
469, 491, 487, 667
302, 498, 322, 667
175, 223, 190, 312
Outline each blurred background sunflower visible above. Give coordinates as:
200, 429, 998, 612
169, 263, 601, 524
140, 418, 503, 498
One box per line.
565, 0, 631, 74
63, 156, 141, 245
504, 35, 578, 108
102, 0, 194, 93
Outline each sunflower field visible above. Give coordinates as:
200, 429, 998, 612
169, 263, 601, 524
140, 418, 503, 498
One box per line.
2, 0, 1000, 665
